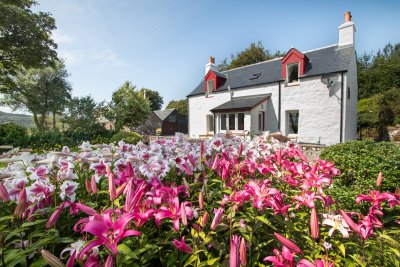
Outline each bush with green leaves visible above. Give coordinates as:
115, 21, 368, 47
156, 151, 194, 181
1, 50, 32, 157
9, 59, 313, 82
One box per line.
0, 123, 27, 147
320, 139, 400, 212
110, 131, 143, 144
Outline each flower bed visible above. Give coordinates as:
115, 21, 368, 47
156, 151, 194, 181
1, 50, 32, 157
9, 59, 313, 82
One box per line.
0, 133, 399, 266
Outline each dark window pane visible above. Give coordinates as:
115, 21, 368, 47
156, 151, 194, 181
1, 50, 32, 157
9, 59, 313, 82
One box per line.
258, 113, 262, 131
238, 113, 244, 130
221, 114, 226, 130
229, 114, 235, 130
288, 112, 299, 134
288, 63, 299, 83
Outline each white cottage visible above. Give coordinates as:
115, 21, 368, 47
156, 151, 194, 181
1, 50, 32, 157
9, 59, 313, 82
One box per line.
187, 12, 358, 145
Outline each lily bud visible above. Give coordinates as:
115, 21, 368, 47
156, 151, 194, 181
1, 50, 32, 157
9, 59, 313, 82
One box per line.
339, 210, 359, 233
199, 141, 204, 159
239, 237, 247, 266
192, 223, 201, 233
199, 192, 204, 210
107, 165, 116, 201
85, 179, 92, 193
46, 208, 62, 228
14, 189, 27, 217
91, 175, 97, 194
41, 249, 65, 267
210, 208, 224, 230
0, 183, 9, 202
105, 255, 114, 267
75, 203, 97, 215
229, 235, 240, 267
181, 202, 188, 226
310, 208, 319, 240
238, 143, 243, 158
201, 211, 209, 227
274, 233, 302, 254
376, 172, 383, 187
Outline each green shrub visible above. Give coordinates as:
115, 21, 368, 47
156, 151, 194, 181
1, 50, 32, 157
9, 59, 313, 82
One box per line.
0, 123, 27, 147
320, 139, 400, 211
110, 131, 143, 144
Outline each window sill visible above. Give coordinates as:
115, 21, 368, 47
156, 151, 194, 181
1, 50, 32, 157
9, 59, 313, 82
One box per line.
285, 82, 300, 87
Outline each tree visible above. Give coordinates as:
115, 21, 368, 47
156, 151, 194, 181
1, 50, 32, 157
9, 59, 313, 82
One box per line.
107, 81, 150, 131
140, 88, 163, 111
219, 42, 285, 71
63, 96, 101, 132
0, 0, 57, 88
166, 99, 188, 116
0, 61, 72, 130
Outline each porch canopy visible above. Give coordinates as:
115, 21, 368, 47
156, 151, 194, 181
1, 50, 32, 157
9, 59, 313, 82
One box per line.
210, 94, 271, 113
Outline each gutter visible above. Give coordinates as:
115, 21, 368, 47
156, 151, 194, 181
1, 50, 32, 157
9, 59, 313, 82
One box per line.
278, 81, 281, 132
340, 72, 345, 143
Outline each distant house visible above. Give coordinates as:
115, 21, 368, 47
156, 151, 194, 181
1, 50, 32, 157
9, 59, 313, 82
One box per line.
134, 108, 187, 136
187, 12, 358, 145
153, 109, 187, 135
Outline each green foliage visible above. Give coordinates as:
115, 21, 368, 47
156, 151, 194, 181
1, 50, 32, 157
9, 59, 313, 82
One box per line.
357, 96, 380, 129
0, 123, 26, 147
107, 81, 151, 131
219, 41, 285, 71
166, 99, 188, 116
0, 0, 58, 88
140, 88, 164, 111
0, 61, 72, 130
110, 131, 143, 144
320, 140, 400, 212
63, 96, 104, 132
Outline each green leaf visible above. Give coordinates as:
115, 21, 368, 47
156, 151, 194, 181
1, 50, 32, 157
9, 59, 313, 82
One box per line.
339, 243, 346, 257
256, 216, 277, 230
206, 257, 220, 265
184, 254, 198, 267
20, 219, 47, 228
118, 243, 139, 259
55, 237, 75, 244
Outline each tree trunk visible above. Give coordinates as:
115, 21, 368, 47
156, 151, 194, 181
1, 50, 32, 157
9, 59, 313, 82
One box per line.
52, 111, 56, 129
33, 113, 40, 129
39, 113, 46, 131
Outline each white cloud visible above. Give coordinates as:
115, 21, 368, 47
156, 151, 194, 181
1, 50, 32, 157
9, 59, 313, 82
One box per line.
52, 30, 75, 45
91, 49, 127, 67
58, 49, 83, 65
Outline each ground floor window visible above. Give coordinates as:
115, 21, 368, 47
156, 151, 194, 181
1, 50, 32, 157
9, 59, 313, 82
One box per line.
238, 113, 244, 130
287, 111, 299, 134
207, 114, 214, 132
221, 114, 227, 130
219, 112, 245, 131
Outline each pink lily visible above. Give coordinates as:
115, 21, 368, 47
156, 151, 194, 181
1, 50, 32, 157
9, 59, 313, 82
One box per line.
264, 246, 294, 267
172, 236, 193, 254
79, 212, 141, 258
356, 190, 393, 206
0, 183, 10, 202
240, 237, 247, 266
376, 172, 383, 187
298, 259, 334, 267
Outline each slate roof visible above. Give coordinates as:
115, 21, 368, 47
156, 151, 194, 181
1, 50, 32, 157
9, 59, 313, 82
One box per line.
153, 109, 176, 121
210, 94, 271, 112
187, 44, 353, 97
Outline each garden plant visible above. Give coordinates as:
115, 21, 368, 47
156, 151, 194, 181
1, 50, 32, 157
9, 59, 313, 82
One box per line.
0, 134, 399, 266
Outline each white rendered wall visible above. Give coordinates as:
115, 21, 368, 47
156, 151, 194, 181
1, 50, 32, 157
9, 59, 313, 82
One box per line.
344, 48, 358, 141
188, 91, 231, 137
280, 76, 342, 145
250, 100, 268, 134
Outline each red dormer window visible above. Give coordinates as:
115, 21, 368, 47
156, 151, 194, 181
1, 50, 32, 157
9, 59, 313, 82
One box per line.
204, 70, 227, 96
281, 48, 309, 85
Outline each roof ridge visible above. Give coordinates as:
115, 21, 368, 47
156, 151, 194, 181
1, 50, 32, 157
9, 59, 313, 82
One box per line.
302, 44, 338, 54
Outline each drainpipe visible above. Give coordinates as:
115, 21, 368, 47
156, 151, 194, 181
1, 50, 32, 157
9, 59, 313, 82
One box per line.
278, 81, 281, 132
340, 72, 344, 143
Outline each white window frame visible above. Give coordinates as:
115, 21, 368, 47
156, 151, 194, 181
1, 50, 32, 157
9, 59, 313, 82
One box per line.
207, 80, 215, 96
286, 110, 299, 135
206, 114, 214, 133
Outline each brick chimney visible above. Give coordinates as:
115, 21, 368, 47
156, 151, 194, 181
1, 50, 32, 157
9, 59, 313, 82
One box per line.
338, 11, 356, 47
205, 56, 218, 75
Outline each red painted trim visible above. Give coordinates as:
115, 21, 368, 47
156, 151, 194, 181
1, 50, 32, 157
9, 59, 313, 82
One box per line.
204, 70, 226, 92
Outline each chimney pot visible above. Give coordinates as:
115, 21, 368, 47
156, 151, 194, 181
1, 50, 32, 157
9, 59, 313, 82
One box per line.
209, 56, 215, 64
344, 11, 352, 22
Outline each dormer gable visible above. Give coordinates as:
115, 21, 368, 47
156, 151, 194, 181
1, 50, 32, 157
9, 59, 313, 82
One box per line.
204, 70, 227, 95
281, 48, 309, 84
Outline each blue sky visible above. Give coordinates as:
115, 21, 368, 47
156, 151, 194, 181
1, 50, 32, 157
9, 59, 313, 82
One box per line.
7, 1, 400, 112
